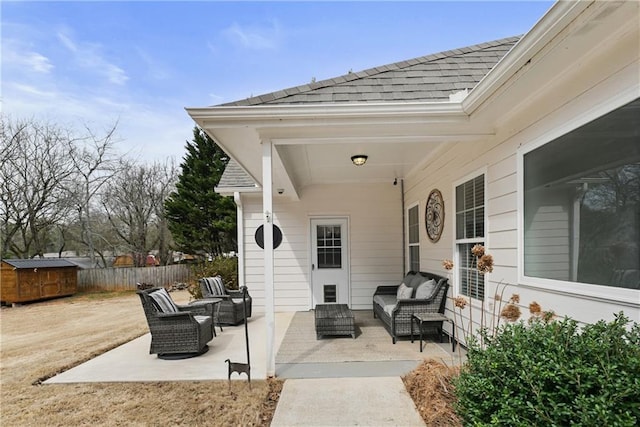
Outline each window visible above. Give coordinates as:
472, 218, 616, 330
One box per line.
316, 225, 342, 269
455, 174, 485, 300
523, 98, 639, 290
408, 204, 420, 271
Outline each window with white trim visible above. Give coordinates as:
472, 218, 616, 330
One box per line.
408, 204, 420, 272
456, 174, 485, 300
523, 98, 639, 290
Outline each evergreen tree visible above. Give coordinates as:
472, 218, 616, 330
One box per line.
164, 127, 237, 258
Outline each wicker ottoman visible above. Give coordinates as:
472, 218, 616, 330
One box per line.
315, 304, 356, 339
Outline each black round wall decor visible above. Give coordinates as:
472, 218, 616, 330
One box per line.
255, 224, 283, 249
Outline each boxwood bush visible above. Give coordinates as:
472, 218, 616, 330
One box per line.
454, 313, 640, 426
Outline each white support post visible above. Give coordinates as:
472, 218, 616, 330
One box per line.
262, 139, 275, 377
234, 192, 244, 288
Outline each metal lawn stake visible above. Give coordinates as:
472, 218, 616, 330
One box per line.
225, 286, 251, 389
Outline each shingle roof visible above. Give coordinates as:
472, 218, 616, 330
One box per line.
218, 160, 258, 189
216, 36, 520, 190
221, 36, 520, 106
2, 258, 78, 269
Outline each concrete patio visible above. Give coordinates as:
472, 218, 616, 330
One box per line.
45, 309, 460, 383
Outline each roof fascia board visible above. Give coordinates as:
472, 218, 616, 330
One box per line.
215, 186, 261, 196
269, 133, 493, 146
186, 102, 467, 128
463, 0, 592, 115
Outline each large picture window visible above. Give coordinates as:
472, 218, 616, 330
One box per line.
523, 98, 639, 290
408, 204, 420, 272
455, 174, 485, 300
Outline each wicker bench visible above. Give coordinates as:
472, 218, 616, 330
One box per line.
315, 304, 356, 339
373, 271, 449, 344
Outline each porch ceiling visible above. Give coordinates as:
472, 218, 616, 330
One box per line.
190, 103, 492, 197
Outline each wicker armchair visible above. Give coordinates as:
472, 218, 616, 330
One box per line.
198, 276, 252, 325
137, 287, 215, 359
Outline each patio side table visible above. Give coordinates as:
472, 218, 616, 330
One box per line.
411, 312, 455, 352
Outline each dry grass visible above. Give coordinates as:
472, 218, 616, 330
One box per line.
0, 290, 281, 426
403, 359, 462, 426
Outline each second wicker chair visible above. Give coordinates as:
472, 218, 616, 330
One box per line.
198, 276, 253, 325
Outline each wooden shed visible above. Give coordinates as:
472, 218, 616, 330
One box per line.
1, 259, 78, 304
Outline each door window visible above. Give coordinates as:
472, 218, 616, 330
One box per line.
317, 225, 342, 268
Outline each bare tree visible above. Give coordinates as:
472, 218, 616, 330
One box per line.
66, 123, 121, 266
101, 159, 177, 266
0, 116, 76, 258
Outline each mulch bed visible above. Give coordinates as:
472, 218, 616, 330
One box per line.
403, 359, 461, 426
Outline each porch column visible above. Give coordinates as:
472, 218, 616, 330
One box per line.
262, 139, 276, 377
234, 192, 244, 288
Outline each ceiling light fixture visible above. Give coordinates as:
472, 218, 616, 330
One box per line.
351, 154, 368, 166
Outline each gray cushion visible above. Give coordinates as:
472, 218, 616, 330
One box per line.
374, 294, 399, 317
415, 279, 437, 299
396, 283, 413, 299
373, 294, 397, 308
409, 274, 428, 289
194, 315, 210, 325
149, 288, 178, 313
402, 273, 416, 286
383, 303, 397, 316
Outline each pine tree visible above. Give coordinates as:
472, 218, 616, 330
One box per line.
164, 127, 237, 258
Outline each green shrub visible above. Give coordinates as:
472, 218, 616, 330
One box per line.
188, 256, 238, 299
454, 313, 640, 426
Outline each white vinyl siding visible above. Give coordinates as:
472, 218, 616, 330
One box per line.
402, 28, 639, 329
242, 182, 402, 312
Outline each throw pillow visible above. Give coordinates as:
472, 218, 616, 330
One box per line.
203, 276, 227, 296
149, 288, 178, 313
396, 283, 413, 300
415, 279, 437, 299
211, 276, 227, 295
200, 278, 213, 296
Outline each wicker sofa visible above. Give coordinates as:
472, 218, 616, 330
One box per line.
372, 271, 449, 343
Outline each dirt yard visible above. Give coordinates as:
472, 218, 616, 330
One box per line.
0, 290, 281, 426
1, 289, 458, 426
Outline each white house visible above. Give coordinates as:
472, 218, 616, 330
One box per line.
188, 0, 639, 375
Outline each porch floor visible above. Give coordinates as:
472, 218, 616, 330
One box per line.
276, 310, 461, 378
45, 309, 461, 384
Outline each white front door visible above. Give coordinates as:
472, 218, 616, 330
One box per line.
311, 218, 350, 307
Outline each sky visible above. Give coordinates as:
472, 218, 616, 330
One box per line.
1, 0, 554, 165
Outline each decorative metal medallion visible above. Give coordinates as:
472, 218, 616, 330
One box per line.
425, 189, 444, 243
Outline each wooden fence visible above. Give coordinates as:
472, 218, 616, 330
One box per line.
77, 265, 193, 292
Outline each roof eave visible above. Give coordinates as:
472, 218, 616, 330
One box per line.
214, 186, 261, 196
463, 0, 591, 115
186, 101, 468, 128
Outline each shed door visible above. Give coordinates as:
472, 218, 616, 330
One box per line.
311, 218, 350, 307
